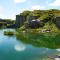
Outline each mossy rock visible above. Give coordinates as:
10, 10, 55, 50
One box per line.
4, 31, 14, 36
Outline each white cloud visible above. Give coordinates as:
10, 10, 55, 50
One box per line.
0, 6, 6, 19
31, 5, 46, 10
14, 0, 26, 3
19, 5, 46, 14
0, 6, 4, 13
49, 0, 60, 6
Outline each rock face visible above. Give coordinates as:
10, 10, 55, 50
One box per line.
15, 15, 26, 28
55, 17, 60, 29
28, 15, 39, 22
28, 20, 44, 28
7, 15, 26, 28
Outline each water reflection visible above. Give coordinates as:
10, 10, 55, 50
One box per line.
16, 32, 60, 49
14, 44, 26, 52
0, 29, 60, 60
56, 49, 60, 52
16, 32, 60, 60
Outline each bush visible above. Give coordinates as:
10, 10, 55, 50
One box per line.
4, 31, 14, 36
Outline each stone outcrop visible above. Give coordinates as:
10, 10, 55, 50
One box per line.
55, 17, 60, 29
15, 15, 26, 28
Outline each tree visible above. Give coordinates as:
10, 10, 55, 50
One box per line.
47, 11, 55, 30
20, 10, 31, 17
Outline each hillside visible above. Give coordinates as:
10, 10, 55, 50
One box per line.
18, 9, 60, 32
20, 9, 60, 20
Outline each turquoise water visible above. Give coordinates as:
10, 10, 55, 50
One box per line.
0, 29, 60, 60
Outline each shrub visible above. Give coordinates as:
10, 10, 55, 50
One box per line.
4, 31, 14, 36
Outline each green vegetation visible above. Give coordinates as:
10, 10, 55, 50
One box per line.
20, 9, 60, 20
4, 31, 14, 36
0, 19, 15, 29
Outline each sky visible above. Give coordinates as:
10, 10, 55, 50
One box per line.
0, 0, 60, 20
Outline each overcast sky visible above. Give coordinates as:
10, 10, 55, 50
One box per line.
0, 0, 60, 20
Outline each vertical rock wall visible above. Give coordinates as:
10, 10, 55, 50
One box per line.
15, 15, 26, 28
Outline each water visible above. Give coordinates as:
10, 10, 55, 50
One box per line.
0, 29, 60, 60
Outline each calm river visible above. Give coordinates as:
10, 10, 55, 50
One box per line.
0, 29, 60, 60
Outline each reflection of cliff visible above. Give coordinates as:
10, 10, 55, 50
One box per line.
54, 34, 60, 46
16, 32, 60, 49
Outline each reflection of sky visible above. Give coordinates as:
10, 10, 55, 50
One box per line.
0, 29, 60, 60
14, 44, 26, 52
56, 49, 60, 52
